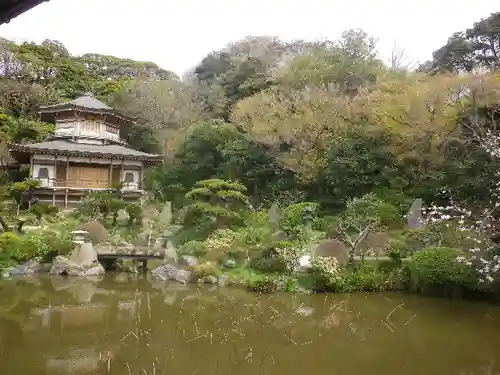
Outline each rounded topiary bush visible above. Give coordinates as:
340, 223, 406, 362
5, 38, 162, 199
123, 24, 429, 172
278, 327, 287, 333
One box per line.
405, 247, 477, 296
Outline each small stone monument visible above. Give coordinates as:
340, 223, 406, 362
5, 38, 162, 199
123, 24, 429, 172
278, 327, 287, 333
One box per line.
268, 203, 282, 223
163, 238, 178, 265
158, 201, 173, 225
70, 230, 98, 267
407, 198, 426, 229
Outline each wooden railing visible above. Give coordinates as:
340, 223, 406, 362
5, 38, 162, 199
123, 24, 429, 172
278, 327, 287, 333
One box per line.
34, 178, 141, 190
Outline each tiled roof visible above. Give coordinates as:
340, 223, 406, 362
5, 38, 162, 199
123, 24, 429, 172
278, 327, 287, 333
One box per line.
39, 94, 112, 111
67, 95, 112, 110
10, 139, 162, 160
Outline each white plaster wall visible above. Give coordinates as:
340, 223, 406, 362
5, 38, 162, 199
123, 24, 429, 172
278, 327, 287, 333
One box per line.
33, 164, 55, 187
54, 119, 120, 142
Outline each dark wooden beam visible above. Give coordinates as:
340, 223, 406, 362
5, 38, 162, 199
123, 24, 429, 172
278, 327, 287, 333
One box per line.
0, 0, 49, 25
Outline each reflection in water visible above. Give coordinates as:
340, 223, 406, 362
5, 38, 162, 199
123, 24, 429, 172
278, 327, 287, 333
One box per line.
0, 275, 499, 375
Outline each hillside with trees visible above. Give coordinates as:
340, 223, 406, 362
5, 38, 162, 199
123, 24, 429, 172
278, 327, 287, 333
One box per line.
0, 12, 500, 295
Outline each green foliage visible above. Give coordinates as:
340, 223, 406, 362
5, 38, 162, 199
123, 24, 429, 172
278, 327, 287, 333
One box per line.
0, 229, 73, 264
0, 232, 22, 267
78, 191, 141, 226
7, 178, 41, 209
310, 257, 405, 293
30, 204, 59, 222
180, 178, 250, 237
405, 247, 478, 296
309, 256, 342, 291
425, 12, 500, 73
246, 275, 282, 293
401, 221, 486, 254
249, 241, 299, 274
146, 121, 295, 207
178, 240, 209, 258
125, 203, 142, 226
279, 202, 320, 233
245, 274, 299, 293
187, 262, 219, 282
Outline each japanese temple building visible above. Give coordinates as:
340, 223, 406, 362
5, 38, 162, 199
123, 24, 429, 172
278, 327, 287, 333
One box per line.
9, 93, 163, 206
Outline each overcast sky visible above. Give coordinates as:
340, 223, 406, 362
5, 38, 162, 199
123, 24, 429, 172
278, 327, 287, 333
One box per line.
0, 0, 498, 75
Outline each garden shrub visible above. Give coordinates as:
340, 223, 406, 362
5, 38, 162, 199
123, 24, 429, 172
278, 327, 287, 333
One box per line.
279, 202, 320, 233
12, 230, 73, 263
402, 221, 486, 253
246, 275, 282, 293
249, 241, 299, 274
78, 191, 126, 224
178, 240, 208, 258
181, 179, 249, 232
241, 211, 275, 246
126, 203, 143, 226
0, 232, 22, 267
405, 247, 478, 296
345, 264, 389, 292
173, 217, 215, 245
30, 204, 59, 223
309, 256, 342, 292
187, 261, 218, 282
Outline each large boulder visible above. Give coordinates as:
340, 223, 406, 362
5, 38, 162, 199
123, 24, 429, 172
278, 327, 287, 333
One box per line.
312, 239, 349, 266
178, 255, 198, 267
50, 256, 105, 277
407, 198, 425, 229
50, 256, 85, 276
70, 242, 98, 268
151, 264, 192, 284
2, 260, 42, 277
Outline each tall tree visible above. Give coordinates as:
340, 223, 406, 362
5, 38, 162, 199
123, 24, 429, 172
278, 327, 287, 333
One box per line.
424, 12, 500, 73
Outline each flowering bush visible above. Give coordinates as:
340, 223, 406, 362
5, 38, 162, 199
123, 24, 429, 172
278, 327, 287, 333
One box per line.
205, 229, 242, 251
420, 183, 500, 286
310, 256, 342, 291
246, 275, 282, 293
456, 246, 500, 284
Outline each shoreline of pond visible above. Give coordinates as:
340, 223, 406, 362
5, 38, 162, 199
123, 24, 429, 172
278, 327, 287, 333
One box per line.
2, 255, 499, 303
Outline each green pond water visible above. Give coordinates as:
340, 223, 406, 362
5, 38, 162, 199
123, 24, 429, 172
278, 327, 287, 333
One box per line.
0, 274, 499, 375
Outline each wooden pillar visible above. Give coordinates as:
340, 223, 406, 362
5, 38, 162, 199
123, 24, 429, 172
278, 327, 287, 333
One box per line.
120, 158, 124, 186
108, 158, 113, 188
29, 155, 34, 178
139, 161, 144, 190
52, 155, 57, 206
65, 156, 69, 184
65, 156, 69, 208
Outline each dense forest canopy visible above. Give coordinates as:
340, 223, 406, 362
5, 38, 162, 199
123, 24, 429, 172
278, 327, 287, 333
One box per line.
1, 12, 500, 215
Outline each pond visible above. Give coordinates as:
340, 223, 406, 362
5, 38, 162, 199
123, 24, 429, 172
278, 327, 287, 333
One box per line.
0, 275, 499, 375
